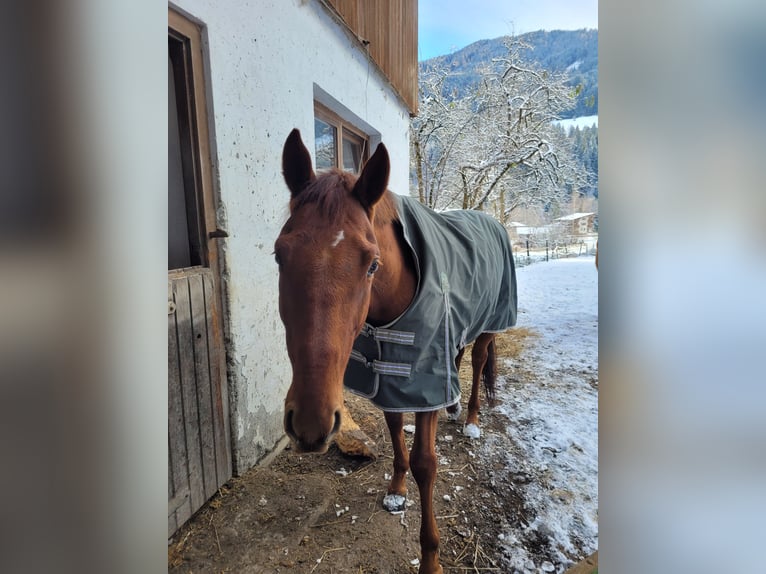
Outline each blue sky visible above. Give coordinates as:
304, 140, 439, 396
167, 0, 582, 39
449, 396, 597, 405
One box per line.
418, 0, 598, 61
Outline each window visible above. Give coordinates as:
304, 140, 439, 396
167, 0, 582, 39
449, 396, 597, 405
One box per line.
168, 28, 205, 270
314, 103, 368, 173
168, 9, 225, 273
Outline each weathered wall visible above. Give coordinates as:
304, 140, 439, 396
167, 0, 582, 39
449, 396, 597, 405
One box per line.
171, 0, 412, 473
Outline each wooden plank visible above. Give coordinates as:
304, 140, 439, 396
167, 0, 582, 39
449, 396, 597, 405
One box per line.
204, 271, 232, 485
173, 277, 206, 516
168, 486, 191, 514
168, 444, 176, 536
188, 271, 218, 500
323, 0, 418, 114
168, 441, 177, 536
168, 280, 192, 534
168, 513, 177, 538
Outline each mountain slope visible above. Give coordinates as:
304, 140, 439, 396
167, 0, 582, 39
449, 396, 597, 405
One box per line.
420, 29, 598, 119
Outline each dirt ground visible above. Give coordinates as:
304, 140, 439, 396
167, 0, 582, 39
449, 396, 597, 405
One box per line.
168, 331, 597, 573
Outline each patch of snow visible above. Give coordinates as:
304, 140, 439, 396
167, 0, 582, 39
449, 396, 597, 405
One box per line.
488, 257, 598, 571
403, 424, 416, 434
566, 60, 582, 72
335, 505, 350, 517
553, 115, 598, 132
383, 494, 406, 512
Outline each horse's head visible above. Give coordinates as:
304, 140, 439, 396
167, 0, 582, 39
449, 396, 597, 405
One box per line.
276, 129, 390, 453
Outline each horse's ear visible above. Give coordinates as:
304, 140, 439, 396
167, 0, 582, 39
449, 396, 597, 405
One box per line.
282, 128, 316, 198
353, 143, 390, 211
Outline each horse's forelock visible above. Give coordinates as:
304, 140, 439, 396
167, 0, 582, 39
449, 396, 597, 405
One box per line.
290, 169, 399, 226
290, 169, 354, 223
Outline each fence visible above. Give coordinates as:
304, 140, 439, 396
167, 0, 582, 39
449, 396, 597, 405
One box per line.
513, 236, 598, 268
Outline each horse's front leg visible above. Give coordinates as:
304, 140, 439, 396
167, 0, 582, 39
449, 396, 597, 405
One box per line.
383, 411, 409, 511
411, 410, 442, 574
334, 400, 378, 458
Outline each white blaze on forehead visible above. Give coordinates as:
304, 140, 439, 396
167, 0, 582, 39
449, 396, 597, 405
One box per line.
330, 230, 345, 248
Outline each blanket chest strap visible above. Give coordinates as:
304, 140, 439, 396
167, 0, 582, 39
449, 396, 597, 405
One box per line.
360, 324, 416, 345
349, 349, 412, 378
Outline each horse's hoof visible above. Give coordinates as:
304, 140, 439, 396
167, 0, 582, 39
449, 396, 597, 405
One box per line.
446, 402, 462, 422
417, 561, 443, 574
382, 493, 406, 512
334, 429, 378, 459
462, 423, 481, 438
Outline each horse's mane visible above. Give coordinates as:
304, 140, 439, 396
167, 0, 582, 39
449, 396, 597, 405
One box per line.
291, 168, 399, 227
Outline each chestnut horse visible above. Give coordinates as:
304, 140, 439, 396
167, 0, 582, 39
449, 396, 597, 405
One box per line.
276, 129, 516, 574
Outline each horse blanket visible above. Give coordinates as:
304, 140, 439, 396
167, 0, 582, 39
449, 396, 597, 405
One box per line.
344, 194, 517, 412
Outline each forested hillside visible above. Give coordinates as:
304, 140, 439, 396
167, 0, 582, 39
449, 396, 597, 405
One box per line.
410, 29, 599, 218
420, 29, 597, 119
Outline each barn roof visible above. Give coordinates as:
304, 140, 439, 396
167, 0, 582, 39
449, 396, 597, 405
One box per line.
556, 212, 595, 221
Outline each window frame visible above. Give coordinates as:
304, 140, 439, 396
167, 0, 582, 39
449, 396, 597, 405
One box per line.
313, 102, 369, 174
168, 8, 221, 274
168, 31, 205, 269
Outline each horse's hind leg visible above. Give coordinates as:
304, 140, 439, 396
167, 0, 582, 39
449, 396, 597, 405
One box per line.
383, 411, 409, 512
445, 347, 465, 422
464, 333, 496, 438
411, 410, 442, 574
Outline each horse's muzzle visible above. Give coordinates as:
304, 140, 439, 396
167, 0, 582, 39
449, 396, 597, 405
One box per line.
284, 407, 342, 453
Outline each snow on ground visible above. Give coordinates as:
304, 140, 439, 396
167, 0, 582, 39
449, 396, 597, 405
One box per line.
553, 114, 598, 132
486, 256, 598, 573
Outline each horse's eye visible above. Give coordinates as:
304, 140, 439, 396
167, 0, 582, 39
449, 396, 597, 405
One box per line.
274, 253, 282, 267
367, 259, 380, 277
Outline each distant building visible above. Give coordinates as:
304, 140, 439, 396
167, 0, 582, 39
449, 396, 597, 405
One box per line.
506, 221, 525, 239
555, 212, 596, 235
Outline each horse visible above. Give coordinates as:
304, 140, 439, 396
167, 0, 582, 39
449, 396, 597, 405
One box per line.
275, 129, 517, 574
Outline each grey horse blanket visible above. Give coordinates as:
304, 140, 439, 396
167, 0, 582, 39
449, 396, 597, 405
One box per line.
344, 194, 517, 412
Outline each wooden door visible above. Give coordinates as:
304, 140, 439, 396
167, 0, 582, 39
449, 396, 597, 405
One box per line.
168, 8, 231, 537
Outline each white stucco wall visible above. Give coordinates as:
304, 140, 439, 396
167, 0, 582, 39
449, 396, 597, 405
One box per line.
171, 0, 412, 472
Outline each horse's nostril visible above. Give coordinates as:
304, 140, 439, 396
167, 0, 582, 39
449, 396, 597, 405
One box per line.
331, 409, 342, 436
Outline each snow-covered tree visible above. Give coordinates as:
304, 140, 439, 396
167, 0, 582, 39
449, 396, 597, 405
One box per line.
412, 39, 594, 222
409, 65, 472, 209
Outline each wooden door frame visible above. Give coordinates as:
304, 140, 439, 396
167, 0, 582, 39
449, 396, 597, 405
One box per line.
168, 5, 229, 368
168, 7, 224, 281
168, 5, 232, 527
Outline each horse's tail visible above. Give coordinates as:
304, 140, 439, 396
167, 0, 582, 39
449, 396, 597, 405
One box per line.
482, 339, 497, 407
